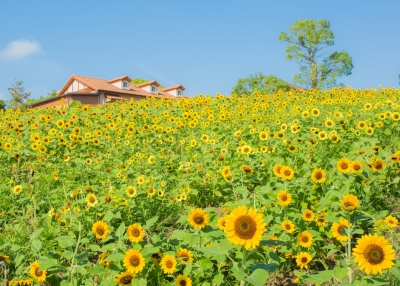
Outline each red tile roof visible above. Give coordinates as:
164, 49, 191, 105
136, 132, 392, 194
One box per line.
161, 84, 185, 92
107, 75, 132, 83
137, 80, 160, 87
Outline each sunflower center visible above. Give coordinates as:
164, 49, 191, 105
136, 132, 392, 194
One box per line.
96, 226, 105, 235
179, 280, 187, 286
341, 162, 349, 169
166, 260, 174, 268
301, 236, 309, 243
121, 275, 133, 284
364, 244, 385, 265
132, 229, 140, 237
193, 214, 205, 225
129, 255, 140, 267
285, 223, 292, 230
284, 170, 291, 176
301, 257, 308, 263
234, 216, 257, 239
281, 195, 288, 201
375, 162, 383, 169
89, 197, 95, 203
344, 202, 354, 208
315, 172, 322, 179
180, 255, 189, 262
305, 213, 311, 218
35, 268, 43, 277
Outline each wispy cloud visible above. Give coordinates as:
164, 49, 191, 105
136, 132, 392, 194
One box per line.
135, 63, 175, 85
0, 39, 41, 60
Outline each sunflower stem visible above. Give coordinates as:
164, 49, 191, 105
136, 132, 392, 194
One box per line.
240, 247, 248, 286
347, 214, 353, 284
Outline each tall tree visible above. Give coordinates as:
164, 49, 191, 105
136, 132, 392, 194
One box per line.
0, 100, 6, 110
232, 73, 290, 95
278, 19, 353, 89
131, 77, 165, 88
8, 80, 31, 109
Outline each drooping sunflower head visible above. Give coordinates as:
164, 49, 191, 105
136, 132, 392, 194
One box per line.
175, 275, 192, 286
0, 254, 11, 264
297, 231, 313, 248
302, 210, 315, 222
296, 252, 312, 269
188, 208, 210, 229
217, 216, 227, 231
353, 233, 395, 275
150, 252, 163, 265
99, 253, 110, 266
114, 272, 135, 285
315, 213, 328, 227
281, 219, 295, 233
225, 206, 266, 250
177, 248, 194, 263
123, 249, 145, 274
277, 190, 292, 206
337, 158, 351, 173
29, 261, 47, 282
92, 221, 109, 240
331, 218, 349, 242
311, 168, 326, 183
127, 224, 145, 243
340, 194, 360, 211
160, 254, 177, 274
241, 165, 254, 174
370, 159, 386, 172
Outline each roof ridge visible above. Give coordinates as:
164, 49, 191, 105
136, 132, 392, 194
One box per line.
73, 74, 108, 81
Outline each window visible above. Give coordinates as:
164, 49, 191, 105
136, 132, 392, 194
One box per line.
178, 90, 182, 96
123, 82, 128, 89
151, 86, 156, 93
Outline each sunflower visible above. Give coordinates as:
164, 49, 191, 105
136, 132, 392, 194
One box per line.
92, 221, 109, 240
160, 254, 177, 274
370, 159, 386, 172
311, 168, 326, 183
29, 261, 47, 282
315, 213, 328, 227
217, 216, 227, 231
13, 185, 22, 195
176, 275, 192, 286
280, 166, 294, 180
123, 249, 145, 274
353, 233, 395, 275
9, 278, 33, 285
277, 190, 292, 206
0, 254, 11, 263
241, 165, 254, 174
297, 231, 313, 248
273, 164, 284, 178
350, 161, 363, 173
114, 272, 135, 285
302, 210, 315, 222
126, 186, 137, 198
337, 158, 351, 173
127, 224, 145, 243
177, 248, 194, 263
99, 253, 111, 266
86, 193, 98, 207
331, 218, 349, 242
340, 194, 359, 211
188, 208, 210, 229
259, 131, 268, 141
281, 220, 295, 233
296, 252, 312, 269
150, 252, 163, 265
224, 206, 266, 249
241, 145, 252, 155
384, 215, 398, 228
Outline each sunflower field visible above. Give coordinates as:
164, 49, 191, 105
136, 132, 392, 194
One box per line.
0, 87, 400, 286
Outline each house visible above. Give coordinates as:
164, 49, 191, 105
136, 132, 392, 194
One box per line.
29, 75, 186, 108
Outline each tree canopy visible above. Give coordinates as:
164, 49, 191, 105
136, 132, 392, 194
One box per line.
25, 90, 57, 106
131, 77, 164, 88
278, 19, 353, 89
8, 80, 31, 110
231, 73, 290, 95
0, 100, 6, 110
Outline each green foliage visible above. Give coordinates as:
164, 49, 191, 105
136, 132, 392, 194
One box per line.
25, 90, 57, 106
279, 19, 353, 89
0, 99, 6, 110
7, 80, 31, 110
232, 73, 290, 95
131, 78, 165, 88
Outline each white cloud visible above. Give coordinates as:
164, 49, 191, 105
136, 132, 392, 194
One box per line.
0, 39, 41, 60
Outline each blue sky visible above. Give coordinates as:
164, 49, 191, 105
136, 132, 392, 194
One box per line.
1, 1, 399, 101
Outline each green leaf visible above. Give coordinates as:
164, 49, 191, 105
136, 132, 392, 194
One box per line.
213, 274, 224, 285
183, 262, 192, 276
231, 267, 246, 281
103, 210, 114, 222
303, 270, 334, 283
30, 228, 44, 240
132, 278, 148, 286
104, 252, 124, 262
333, 266, 348, 280
198, 258, 213, 269
353, 229, 364, 235
247, 262, 277, 272
114, 222, 126, 240
143, 215, 159, 230
38, 257, 59, 270
31, 239, 43, 253
245, 269, 269, 286
390, 267, 400, 281
0, 242, 10, 251
89, 266, 106, 275
55, 236, 76, 248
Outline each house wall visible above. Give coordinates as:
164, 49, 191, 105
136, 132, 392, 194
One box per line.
65, 80, 88, 94
31, 97, 69, 109
166, 88, 183, 97
70, 94, 99, 106
112, 81, 122, 89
